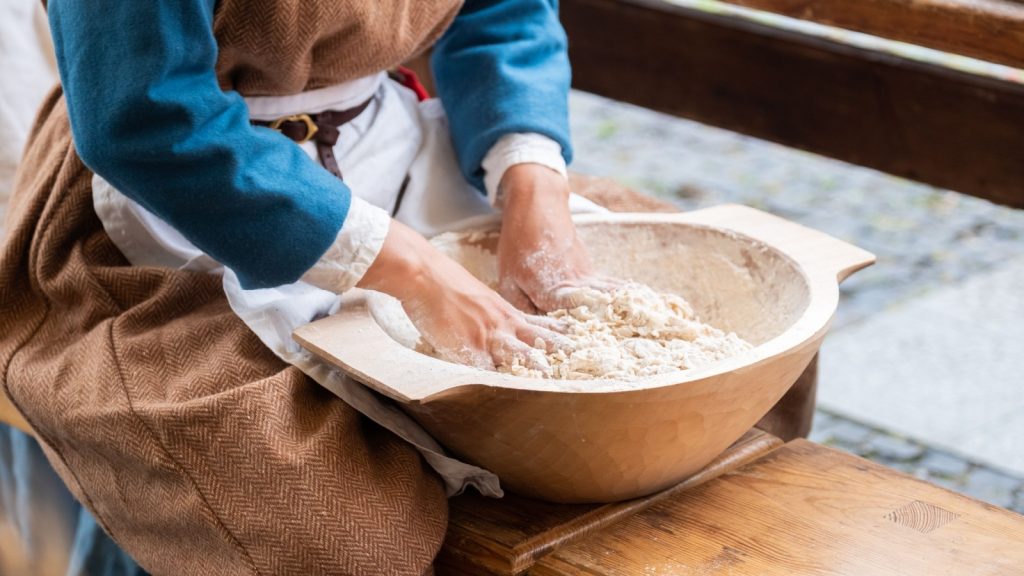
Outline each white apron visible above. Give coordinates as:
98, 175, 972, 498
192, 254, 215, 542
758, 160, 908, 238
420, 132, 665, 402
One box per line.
93, 74, 604, 497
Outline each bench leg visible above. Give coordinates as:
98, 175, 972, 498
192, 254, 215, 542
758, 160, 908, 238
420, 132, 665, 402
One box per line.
756, 354, 818, 441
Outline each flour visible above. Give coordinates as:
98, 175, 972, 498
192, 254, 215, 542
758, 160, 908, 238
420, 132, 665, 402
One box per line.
424, 231, 753, 380
368, 223, 804, 388
498, 282, 752, 380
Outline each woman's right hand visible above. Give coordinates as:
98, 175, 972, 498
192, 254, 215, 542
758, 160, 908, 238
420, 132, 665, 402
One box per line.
356, 220, 570, 372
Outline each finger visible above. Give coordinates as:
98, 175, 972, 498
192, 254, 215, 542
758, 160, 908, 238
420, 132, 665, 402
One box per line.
522, 314, 570, 333
544, 276, 633, 310
587, 276, 629, 292
491, 334, 552, 376
515, 323, 576, 354
498, 278, 539, 314
545, 284, 607, 310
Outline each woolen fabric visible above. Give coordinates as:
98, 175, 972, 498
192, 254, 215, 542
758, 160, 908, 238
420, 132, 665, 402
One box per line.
0, 89, 448, 575
45, 0, 573, 289
212, 0, 461, 95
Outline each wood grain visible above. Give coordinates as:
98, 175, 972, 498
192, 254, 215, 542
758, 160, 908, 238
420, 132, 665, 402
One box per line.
436, 428, 783, 575
883, 500, 961, 534
562, 0, 1024, 208
722, 0, 1024, 68
533, 439, 1024, 575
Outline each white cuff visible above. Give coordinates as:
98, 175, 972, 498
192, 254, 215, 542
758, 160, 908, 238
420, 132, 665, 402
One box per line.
481, 133, 568, 207
301, 196, 391, 294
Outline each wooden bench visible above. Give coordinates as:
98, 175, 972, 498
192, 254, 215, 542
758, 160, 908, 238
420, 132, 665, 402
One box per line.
530, 439, 1024, 575
561, 0, 1024, 209
439, 435, 1024, 575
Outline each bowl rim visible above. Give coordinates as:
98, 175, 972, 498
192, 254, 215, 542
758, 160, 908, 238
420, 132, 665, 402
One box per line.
293, 206, 874, 402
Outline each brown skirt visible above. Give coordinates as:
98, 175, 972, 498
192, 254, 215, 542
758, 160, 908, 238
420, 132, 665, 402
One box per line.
0, 88, 447, 575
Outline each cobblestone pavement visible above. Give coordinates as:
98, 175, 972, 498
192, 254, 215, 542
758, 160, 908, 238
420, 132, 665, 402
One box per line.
569, 90, 1024, 512
569, 92, 1024, 330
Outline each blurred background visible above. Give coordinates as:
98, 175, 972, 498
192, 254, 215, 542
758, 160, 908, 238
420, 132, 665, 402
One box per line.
2, 0, 1021, 521
570, 87, 1024, 511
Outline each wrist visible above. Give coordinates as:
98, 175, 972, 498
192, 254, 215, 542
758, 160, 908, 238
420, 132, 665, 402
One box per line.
356, 220, 432, 300
498, 164, 571, 213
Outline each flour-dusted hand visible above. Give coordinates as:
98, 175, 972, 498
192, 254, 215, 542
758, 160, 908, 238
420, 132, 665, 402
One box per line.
354, 219, 573, 372
496, 164, 623, 313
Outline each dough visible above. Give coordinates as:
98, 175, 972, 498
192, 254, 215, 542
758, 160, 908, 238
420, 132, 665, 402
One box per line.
368, 231, 756, 383
499, 282, 752, 380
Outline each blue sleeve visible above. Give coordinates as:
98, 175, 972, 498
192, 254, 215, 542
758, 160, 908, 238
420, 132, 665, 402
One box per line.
48, 0, 350, 289
431, 0, 573, 192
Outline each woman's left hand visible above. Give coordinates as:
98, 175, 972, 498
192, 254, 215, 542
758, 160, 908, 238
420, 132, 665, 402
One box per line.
496, 164, 619, 313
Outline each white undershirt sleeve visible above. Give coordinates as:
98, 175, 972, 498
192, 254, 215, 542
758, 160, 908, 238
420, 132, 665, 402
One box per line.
481, 133, 568, 207
302, 133, 567, 293
300, 196, 391, 294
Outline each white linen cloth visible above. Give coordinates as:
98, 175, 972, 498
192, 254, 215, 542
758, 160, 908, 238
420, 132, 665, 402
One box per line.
92, 74, 605, 497
0, 0, 58, 234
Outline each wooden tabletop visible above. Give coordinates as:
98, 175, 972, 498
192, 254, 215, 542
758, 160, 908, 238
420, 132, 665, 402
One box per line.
533, 439, 1024, 575
437, 428, 784, 575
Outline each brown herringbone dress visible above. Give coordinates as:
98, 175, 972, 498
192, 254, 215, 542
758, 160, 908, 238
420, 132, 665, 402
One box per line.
1, 1, 462, 574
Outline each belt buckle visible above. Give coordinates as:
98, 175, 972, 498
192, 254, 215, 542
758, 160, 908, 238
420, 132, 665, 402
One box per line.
268, 113, 319, 143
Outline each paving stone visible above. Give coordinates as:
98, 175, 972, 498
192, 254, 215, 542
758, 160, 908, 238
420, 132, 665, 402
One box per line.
807, 430, 832, 444
812, 411, 837, 430
819, 258, 1024, 476
867, 435, 923, 462
923, 472, 962, 492
961, 468, 1021, 509
919, 450, 970, 479
874, 457, 920, 475
807, 429, 834, 444
821, 420, 873, 449
808, 411, 842, 443
1010, 495, 1024, 516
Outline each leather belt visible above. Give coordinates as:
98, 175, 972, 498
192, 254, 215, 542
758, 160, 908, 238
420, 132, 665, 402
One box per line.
252, 98, 372, 181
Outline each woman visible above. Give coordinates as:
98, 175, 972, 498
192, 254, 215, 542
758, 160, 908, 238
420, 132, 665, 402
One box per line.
0, 0, 607, 573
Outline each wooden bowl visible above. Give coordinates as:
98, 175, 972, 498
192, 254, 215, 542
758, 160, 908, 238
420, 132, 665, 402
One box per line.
294, 205, 874, 502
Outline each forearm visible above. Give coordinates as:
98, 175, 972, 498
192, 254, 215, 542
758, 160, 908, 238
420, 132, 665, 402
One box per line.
51, 0, 350, 289
432, 0, 572, 192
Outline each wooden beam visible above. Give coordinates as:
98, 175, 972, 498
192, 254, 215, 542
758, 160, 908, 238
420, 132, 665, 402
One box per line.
722, 0, 1024, 69
563, 0, 1024, 208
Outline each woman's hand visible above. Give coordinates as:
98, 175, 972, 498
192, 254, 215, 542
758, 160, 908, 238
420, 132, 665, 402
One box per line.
495, 164, 618, 313
357, 220, 570, 371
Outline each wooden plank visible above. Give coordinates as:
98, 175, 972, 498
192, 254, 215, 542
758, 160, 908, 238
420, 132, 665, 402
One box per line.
436, 428, 784, 575
533, 439, 1024, 575
723, 0, 1024, 68
562, 0, 1024, 208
